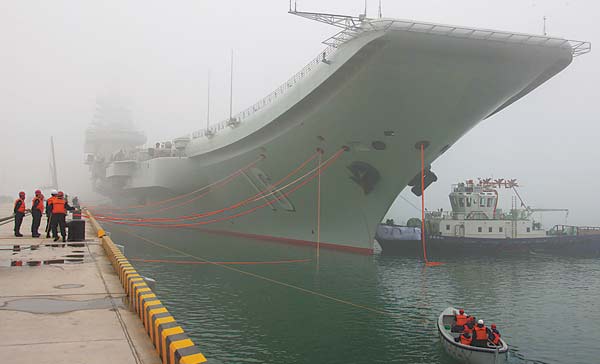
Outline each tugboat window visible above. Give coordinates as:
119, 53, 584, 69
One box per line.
446, 225, 450, 231
527, 227, 531, 232
480, 198, 485, 207
466, 198, 471, 207
459, 198, 465, 207
478, 227, 482, 232
487, 198, 493, 207
489, 227, 493, 232
499, 227, 503, 233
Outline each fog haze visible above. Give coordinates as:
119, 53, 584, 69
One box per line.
1, 0, 597, 226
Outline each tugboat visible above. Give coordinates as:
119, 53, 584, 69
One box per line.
376, 179, 600, 256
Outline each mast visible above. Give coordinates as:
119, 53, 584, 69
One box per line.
229, 49, 234, 121
50, 136, 59, 190
206, 70, 211, 131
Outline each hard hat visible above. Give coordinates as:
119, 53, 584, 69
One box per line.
491, 323, 497, 329
57, 191, 64, 197
35, 189, 42, 195
51, 189, 58, 195
478, 319, 484, 325
459, 309, 464, 314
19, 191, 25, 196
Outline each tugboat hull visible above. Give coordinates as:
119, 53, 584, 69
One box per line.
376, 234, 600, 257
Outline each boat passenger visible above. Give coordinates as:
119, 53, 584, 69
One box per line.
451, 309, 469, 332
488, 323, 501, 346
463, 317, 475, 334
472, 319, 490, 347
455, 332, 472, 346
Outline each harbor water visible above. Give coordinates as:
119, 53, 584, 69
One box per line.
110, 227, 600, 364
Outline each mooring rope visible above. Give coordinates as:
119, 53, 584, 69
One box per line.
113, 227, 401, 317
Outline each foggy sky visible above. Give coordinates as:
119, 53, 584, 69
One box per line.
0, 0, 598, 226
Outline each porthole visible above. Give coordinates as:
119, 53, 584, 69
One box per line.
372, 141, 386, 150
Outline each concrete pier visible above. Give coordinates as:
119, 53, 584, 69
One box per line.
0, 208, 161, 364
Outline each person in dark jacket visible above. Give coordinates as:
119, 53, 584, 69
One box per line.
30, 190, 44, 237
488, 323, 501, 345
45, 189, 58, 238
472, 319, 492, 347
13, 191, 27, 237
455, 332, 472, 346
48, 191, 74, 242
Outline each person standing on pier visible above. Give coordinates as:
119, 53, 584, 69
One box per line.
13, 191, 27, 237
30, 190, 44, 238
48, 191, 73, 242
45, 190, 57, 238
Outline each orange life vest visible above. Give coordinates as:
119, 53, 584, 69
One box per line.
459, 334, 472, 345
51, 198, 66, 214
32, 196, 44, 213
455, 314, 468, 326
463, 324, 473, 334
491, 332, 501, 345
14, 198, 26, 213
474, 325, 488, 340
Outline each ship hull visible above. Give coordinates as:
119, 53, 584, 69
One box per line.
97, 25, 575, 254
376, 235, 600, 257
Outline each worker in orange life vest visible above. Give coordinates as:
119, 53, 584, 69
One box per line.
48, 191, 73, 242
30, 190, 44, 238
455, 332, 472, 346
13, 191, 27, 237
45, 190, 58, 238
452, 308, 470, 332
463, 316, 476, 335
488, 323, 501, 346
472, 319, 491, 347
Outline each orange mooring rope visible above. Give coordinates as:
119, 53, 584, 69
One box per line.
94, 148, 346, 229
420, 143, 442, 267
94, 155, 266, 217
129, 258, 311, 265
94, 151, 321, 222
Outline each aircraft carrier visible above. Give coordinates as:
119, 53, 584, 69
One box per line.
84, 10, 590, 254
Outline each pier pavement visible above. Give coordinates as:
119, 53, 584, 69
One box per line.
0, 207, 161, 364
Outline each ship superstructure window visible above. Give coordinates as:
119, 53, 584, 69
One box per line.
489, 227, 493, 232
527, 227, 531, 232
466, 197, 472, 207
487, 198, 493, 207
446, 225, 450, 231
499, 227, 503, 233
478, 227, 482, 232
480, 198, 485, 207
459, 198, 465, 207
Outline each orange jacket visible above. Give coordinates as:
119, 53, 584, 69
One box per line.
490, 331, 501, 345
474, 325, 488, 340
14, 198, 26, 214
50, 198, 67, 214
455, 314, 468, 326
32, 195, 44, 213
459, 334, 472, 345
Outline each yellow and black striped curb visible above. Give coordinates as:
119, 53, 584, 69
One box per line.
86, 211, 207, 364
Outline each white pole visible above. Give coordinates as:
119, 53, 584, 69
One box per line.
206, 71, 210, 131
229, 49, 234, 120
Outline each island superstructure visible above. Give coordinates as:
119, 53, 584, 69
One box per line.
84, 10, 591, 254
